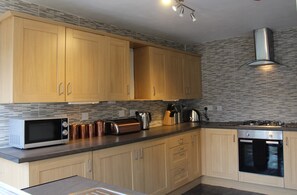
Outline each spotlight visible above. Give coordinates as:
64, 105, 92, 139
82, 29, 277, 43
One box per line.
170, 0, 197, 22
190, 12, 196, 22
172, 4, 180, 11
179, 6, 184, 17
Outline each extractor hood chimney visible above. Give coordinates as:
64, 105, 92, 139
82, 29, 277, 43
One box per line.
248, 28, 280, 66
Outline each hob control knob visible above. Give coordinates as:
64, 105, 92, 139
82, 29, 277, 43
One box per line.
62, 121, 68, 128
62, 130, 68, 136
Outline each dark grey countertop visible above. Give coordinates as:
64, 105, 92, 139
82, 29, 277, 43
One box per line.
23, 176, 145, 195
1, 121, 296, 164
0, 122, 201, 163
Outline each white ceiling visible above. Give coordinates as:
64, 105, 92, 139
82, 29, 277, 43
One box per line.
24, 0, 297, 44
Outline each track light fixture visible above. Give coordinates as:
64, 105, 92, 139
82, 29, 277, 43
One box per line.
172, 0, 197, 22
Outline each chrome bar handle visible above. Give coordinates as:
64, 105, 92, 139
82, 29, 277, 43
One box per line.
266, 141, 280, 145
58, 82, 64, 95
67, 82, 72, 95
233, 134, 235, 142
153, 87, 156, 96
239, 139, 253, 143
286, 137, 288, 146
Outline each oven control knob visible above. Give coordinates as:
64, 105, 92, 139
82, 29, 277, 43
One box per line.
62, 130, 69, 136
246, 133, 250, 137
62, 121, 69, 128
269, 134, 273, 138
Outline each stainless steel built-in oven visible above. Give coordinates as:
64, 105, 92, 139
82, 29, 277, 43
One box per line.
238, 129, 283, 177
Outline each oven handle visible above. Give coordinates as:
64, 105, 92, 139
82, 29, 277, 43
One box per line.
239, 139, 253, 143
266, 141, 280, 145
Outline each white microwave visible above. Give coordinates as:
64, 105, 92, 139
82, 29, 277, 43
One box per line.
9, 117, 69, 149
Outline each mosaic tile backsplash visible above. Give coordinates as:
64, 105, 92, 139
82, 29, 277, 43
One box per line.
188, 27, 297, 123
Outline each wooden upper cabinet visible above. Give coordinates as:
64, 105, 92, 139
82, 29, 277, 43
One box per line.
66, 28, 107, 102
106, 37, 131, 100
134, 47, 166, 100
183, 55, 202, 99
0, 17, 66, 103
165, 51, 184, 99
134, 46, 201, 100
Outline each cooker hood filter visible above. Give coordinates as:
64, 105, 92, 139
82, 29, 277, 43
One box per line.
248, 28, 280, 66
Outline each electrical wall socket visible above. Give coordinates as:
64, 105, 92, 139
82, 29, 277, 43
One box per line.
217, 106, 223, 111
81, 113, 89, 120
118, 110, 126, 117
129, 109, 137, 117
206, 105, 213, 111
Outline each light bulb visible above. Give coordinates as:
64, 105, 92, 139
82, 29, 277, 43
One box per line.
161, 0, 172, 6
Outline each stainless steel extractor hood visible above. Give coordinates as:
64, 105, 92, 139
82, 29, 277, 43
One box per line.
248, 28, 280, 66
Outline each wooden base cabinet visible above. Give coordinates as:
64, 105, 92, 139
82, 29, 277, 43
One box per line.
93, 139, 168, 195
0, 152, 92, 189
284, 131, 297, 190
202, 128, 238, 180
189, 131, 202, 180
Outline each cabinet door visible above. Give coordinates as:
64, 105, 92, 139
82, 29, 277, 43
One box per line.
284, 131, 297, 190
189, 131, 201, 180
149, 47, 166, 100
107, 37, 130, 100
205, 129, 238, 180
13, 18, 65, 102
29, 152, 92, 186
165, 51, 184, 99
66, 28, 107, 102
93, 144, 135, 190
183, 55, 202, 99
138, 139, 168, 195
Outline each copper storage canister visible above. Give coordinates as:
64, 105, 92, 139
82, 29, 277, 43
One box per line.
70, 124, 79, 140
87, 123, 96, 138
95, 120, 105, 137
80, 124, 89, 139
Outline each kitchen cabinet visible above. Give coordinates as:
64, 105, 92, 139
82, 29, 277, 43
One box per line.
93, 139, 168, 195
134, 47, 167, 100
106, 37, 131, 100
167, 133, 191, 191
183, 55, 202, 99
202, 128, 238, 180
93, 143, 135, 190
284, 131, 297, 190
189, 131, 202, 180
165, 51, 184, 99
134, 46, 202, 100
0, 17, 65, 103
66, 28, 107, 102
0, 152, 92, 189
138, 139, 168, 195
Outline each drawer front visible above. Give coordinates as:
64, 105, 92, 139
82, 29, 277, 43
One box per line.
169, 144, 189, 169
168, 134, 191, 149
169, 161, 189, 190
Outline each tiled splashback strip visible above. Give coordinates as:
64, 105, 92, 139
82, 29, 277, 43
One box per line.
188, 27, 297, 122
0, 101, 170, 147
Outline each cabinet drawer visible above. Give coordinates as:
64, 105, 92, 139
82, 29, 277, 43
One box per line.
168, 134, 191, 148
169, 161, 189, 190
169, 144, 189, 169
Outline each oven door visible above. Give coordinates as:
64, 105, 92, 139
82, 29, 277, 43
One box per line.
239, 138, 283, 177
